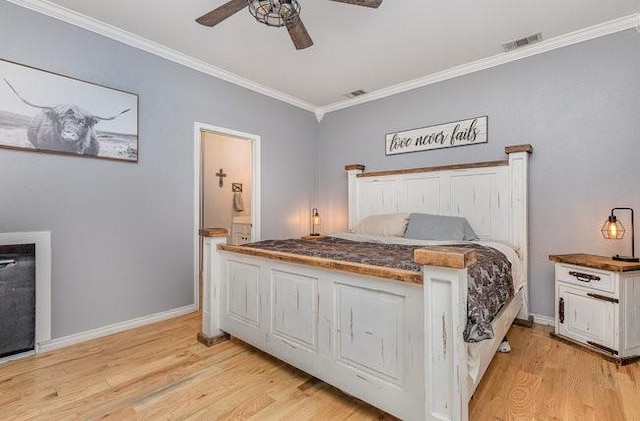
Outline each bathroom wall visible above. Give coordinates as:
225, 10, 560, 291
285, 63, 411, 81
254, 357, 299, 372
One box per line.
202, 131, 252, 230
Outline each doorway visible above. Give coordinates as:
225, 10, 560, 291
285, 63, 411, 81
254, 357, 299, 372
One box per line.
193, 123, 261, 309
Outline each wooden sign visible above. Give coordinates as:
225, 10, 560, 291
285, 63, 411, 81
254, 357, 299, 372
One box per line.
385, 116, 487, 156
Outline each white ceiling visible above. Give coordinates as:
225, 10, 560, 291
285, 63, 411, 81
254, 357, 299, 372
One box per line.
30, 0, 640, 108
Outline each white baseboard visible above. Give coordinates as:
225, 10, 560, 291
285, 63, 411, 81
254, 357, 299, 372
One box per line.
38, 304, 197, 353
531, 313, 555, 326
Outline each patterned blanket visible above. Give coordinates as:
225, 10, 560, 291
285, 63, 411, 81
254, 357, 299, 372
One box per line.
244, 237, 514, 342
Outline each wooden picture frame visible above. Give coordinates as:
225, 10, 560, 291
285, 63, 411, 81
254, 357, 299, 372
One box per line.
0, 58, 139, 163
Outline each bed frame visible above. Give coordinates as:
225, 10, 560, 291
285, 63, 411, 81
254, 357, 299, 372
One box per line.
199, 144, 532, 420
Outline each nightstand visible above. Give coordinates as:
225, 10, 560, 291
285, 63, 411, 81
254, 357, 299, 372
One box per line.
231, 221, 252, 245
549, 254, 640, 364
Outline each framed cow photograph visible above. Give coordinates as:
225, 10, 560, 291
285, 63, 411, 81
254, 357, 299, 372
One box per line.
0, 58, 138, 162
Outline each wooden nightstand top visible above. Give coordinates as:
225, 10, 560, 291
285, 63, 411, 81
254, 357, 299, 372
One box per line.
199, 228, 230, 238
549, 254, 640, 272
301, 235, 327, 240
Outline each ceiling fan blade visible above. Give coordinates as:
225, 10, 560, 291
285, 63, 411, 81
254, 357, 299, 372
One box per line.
286, 16, 313, 50
196, 0, 248, 27
329, 0, 383, 8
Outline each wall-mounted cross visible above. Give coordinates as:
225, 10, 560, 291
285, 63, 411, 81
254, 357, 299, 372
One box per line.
215, 168, 227, 188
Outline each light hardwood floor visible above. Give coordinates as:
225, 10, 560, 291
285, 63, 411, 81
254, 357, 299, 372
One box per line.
1, 312, 638, 420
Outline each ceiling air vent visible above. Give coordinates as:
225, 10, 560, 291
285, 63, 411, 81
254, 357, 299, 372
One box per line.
502, 32, 543, 52
344, 89, 367, 99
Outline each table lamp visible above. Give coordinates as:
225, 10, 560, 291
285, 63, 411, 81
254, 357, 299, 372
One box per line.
310, 208, 321, 236
601, 207, 639, 262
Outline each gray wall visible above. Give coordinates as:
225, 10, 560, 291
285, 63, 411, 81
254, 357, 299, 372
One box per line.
318, 29, 640, 317
2, 0, 638, 337
0, 2, 318, 338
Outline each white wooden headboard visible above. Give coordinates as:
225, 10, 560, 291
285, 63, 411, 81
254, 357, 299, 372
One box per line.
345, 144, 532, 265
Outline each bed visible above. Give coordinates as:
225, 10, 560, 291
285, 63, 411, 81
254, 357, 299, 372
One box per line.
199, 144, 532, 421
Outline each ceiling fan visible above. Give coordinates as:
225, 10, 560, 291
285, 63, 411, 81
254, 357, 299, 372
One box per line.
196, 0, 383, 50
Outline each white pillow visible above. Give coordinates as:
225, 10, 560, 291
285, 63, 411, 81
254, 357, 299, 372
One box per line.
353, 213, 409, 237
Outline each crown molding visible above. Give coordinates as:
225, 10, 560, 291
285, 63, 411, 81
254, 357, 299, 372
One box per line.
320, 13, 640, 115
5, 0, 318, 114
7, 1, 638, 118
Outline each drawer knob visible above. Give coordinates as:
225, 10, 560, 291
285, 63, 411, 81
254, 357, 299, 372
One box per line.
568, 270, 601, 283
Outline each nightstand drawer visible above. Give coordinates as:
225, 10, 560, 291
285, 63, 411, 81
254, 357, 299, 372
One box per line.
556, 264, 615, 294
232, 223, 251, 235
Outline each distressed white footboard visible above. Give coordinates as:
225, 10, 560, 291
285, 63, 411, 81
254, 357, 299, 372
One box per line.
199, 241, 478, 421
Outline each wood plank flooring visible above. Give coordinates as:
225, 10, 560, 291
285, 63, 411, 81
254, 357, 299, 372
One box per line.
469, 322, 639, 420
0, 312, 638, 420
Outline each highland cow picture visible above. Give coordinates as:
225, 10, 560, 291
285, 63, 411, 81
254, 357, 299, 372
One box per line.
0, 59, 138, 162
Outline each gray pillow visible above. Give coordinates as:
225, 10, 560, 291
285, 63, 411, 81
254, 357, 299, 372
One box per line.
404, 213, 479, 241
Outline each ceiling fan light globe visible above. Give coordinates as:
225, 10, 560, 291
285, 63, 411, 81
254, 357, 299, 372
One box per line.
248, 0, 300, 27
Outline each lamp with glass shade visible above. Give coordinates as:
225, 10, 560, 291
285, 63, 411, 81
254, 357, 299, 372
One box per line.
310, 208, 321, 236
601, 207, 638, 262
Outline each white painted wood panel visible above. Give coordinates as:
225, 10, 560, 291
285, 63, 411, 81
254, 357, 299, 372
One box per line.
402, 177, 441, 215
202, 236, 227, 338
359, 179, 399, 218
494, 171, 511, 241
556, 264, 616, 294
450, 173, 495, 238
508, 156, 526, 252
336, 283, 404, 385
623, 276, 640, 351
424, 266, 468, 421
557, 284, 616, 349
271, 269, 318, 351
226, 260, 260, 327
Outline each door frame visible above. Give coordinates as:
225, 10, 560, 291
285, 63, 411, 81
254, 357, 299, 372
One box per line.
193, 122, 261, 308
